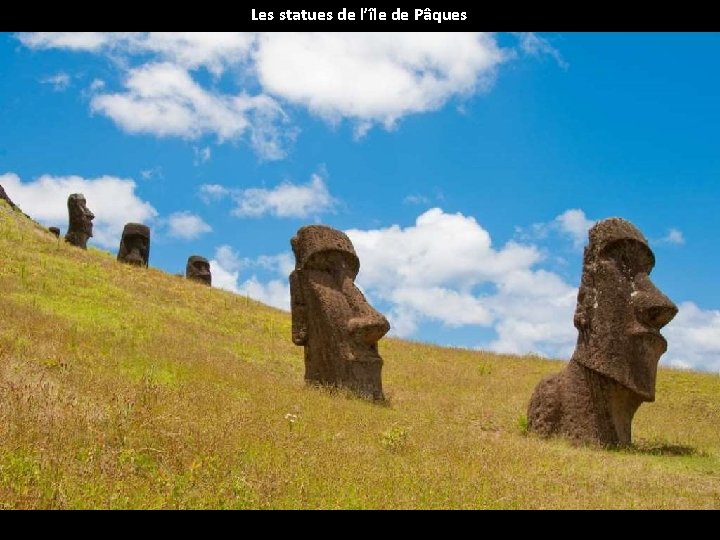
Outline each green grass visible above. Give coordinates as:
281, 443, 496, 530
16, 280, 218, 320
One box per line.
1, 202, 719, 509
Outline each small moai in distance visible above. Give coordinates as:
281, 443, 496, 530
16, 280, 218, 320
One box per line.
290, 225, 390, 401
117, 223, 150, 267
527, 218, 678, 447
0, 184, 17, 209
49, 227, 61, 238
64, 194, 95, 249
186, 256, 212, 286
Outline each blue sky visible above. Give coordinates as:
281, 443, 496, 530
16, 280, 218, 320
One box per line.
1, 32, 719, 372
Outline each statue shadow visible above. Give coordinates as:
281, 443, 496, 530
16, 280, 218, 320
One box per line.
623, 441, 702, 457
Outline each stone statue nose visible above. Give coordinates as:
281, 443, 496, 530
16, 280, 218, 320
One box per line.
633, 275, 678, 330
348, 316, 390, 344
343, 279, 390, 344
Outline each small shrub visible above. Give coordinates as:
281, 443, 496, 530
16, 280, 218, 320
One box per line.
516, 414, 529, 435
381, 425, 410, 453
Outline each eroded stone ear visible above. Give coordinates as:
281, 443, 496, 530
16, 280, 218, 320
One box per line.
574, 246, 593, 333
290, 270, 308, 346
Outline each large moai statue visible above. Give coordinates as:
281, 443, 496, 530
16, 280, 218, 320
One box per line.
64, 194, 95, 249
186, 256, 212, 286
528, 218, 678, 447
290, 225, 390, 401
117, 223, 150, 267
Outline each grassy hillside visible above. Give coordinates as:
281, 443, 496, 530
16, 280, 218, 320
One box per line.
0, 202, 718, 509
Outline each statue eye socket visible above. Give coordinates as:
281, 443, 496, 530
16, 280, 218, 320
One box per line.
601, 240, 654, 276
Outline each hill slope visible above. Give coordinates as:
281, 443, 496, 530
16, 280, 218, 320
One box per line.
0, 203, 718, 509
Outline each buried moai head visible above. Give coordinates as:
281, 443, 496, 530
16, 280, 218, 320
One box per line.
117, 223, 150, 267
290, 225, 390, 401
64, 194, 95, 249
573, 218, 678, 401
49, 227, 61, 238
186, 256, 212, 286
528, 218, 678, 446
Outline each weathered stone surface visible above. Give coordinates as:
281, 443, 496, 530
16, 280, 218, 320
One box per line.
290, 225, 390, 401
528, 218, 678, 447
117, 223, 150, 267
186, 256, 211, 286
64, 194, 95, 250
49, 227, 61, 238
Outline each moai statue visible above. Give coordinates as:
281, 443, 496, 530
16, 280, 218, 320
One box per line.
49, 227, 61, 238
0, 185, 17, 209
64, 194, 95, 249
290, 225, 390, 401
186, 256, 212, 286
117, 223, 150, 267
528, 218, 678, 447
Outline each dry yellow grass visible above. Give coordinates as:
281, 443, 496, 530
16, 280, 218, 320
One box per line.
0, 202, 718, 509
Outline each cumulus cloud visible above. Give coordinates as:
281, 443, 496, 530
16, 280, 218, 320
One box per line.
167, 211, 212, 240
202, 173, 337, 219
664, 302, 720, 373
347, 208, 578, 357
209, 245, 290, 310
0, 172, 157, 249
89, 62, 293, 159
254, 32, 507, 129
17, 32, 534, 155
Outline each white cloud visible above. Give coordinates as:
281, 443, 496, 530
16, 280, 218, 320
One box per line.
167, 211, 212, 240
235, 277, 290, 311
19, 32, 115, 51
193, 146, 212, 165
658, 228, 685, 246
220, 174, 337, 219
89, 62, 292, 159
41, 72, 71, 91
519, 208, 596, 250
555, 209, 596, 248
516, 32, 568, 69
0, 172, 157, 249
347, 208, 577, 357
209, 245, 290, 310
664, 302, 720, 373
17, 32, 528, 155
254, 32, 507, 129
199, 184, 230, 204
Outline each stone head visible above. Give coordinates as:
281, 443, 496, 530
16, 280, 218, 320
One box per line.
65, 194, 94, 249
118, 223, 151, 267
186, 256, 212, 286
573, 218, 678, 401
290, 225, 390, 399
68, 194, 94, 237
